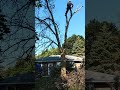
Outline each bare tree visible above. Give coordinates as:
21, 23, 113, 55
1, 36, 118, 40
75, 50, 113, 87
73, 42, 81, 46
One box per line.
35, 0, 83, 80
0, 0, 36, 67
0, 0, 83, 80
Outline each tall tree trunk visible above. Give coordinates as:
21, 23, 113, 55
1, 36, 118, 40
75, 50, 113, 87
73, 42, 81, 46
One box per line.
60, 49, 67, 80
60, 4, 83, 81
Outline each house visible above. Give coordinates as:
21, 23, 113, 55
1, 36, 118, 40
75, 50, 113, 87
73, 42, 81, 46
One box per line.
0, 72, 35, 90
35, 55, 85, 76
85, 70, 120, 90
35, 55, 120, 90
1, 55, 119, 90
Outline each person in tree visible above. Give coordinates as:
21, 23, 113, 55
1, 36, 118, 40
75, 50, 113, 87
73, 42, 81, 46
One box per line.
65, 0, 74, 17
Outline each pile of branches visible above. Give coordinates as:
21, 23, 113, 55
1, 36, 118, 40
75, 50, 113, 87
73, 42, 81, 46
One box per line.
55, 68, 85, 90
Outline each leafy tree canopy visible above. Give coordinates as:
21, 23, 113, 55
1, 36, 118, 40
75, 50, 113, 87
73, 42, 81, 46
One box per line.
63, 34, 85, 55
86, 19, 120, 74
37, 34, 85, 58
2, 56, 35, 78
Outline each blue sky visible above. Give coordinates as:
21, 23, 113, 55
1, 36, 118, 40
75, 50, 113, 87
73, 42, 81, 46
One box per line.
35, 0, 85, 54
54, 0, 85, 38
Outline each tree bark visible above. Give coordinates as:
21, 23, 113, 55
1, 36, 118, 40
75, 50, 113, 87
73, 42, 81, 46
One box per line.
60, 49, 67, 80
60, 6, 83, 80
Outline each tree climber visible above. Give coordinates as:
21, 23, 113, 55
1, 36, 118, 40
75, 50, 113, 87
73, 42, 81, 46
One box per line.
65, 0, 74, 17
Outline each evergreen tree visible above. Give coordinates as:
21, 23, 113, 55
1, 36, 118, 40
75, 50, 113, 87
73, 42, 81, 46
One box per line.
86, 20, 120, 74
63, 34, 84, 55
72, 36, 85, 56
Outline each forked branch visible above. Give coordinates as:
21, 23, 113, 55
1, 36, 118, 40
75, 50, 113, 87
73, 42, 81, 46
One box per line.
64, 5, 83, 49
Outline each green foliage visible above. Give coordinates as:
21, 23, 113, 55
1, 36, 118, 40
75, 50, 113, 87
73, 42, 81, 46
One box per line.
37, 48, 60, 58
3, 56, 35, 78
72, 37, 85, 56
63, 34, 85, 55
37, 34, 85, 58
36, 33, 85, 90
86, 19, 120, 74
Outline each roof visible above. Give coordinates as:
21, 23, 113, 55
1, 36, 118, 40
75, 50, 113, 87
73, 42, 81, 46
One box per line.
85, 70, 118, 83
0, 70, 119, 85
0, 72, 35, 85
35, 55, 84, 63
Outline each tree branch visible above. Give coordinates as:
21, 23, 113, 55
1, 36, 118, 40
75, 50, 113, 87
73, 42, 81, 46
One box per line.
2, 36, 35, 53
45, 0, 61, 50
35, 17, 56, 35
41, 35, 58, 46
64, 6, 83, 49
